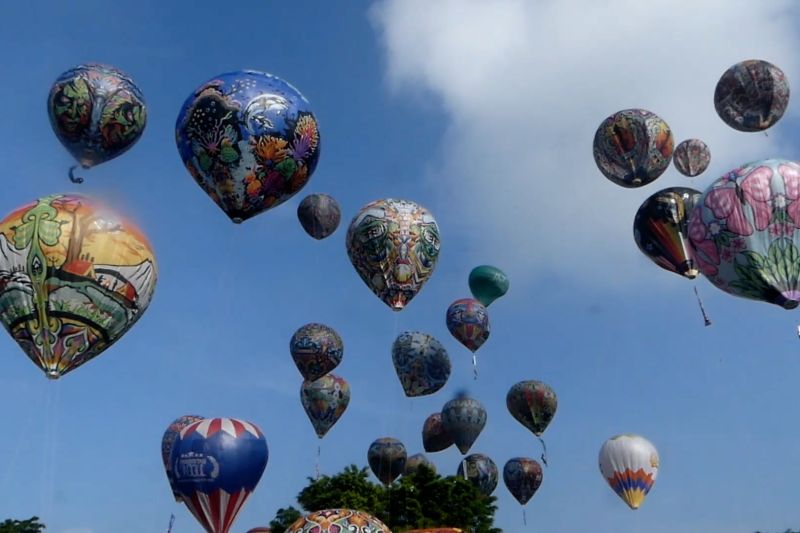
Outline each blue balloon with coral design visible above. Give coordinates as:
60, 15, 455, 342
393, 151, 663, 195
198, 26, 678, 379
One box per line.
175, 70, 321, 224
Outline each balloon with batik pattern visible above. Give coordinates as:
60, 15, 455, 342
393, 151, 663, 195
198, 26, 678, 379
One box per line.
456, 453, 498, 496
599, 434, 659, 510
290, 323, 343, 382
441, 395, 486, 455
368, 437, 407, 485
300, 373, 350, 438
503, 457, 543, 506
506, 381, 557, 437
286, 509, 390, 533
392, 331, 451, 397
162, 415, 204, 502
446, 298, 490, 353
714, 60, 790, 132
673, 139, 710, 177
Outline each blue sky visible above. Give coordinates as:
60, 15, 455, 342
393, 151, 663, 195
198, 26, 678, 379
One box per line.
1, 1, 800, 532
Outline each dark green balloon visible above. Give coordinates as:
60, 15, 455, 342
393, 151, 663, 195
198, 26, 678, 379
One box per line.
468, 265, 509, 307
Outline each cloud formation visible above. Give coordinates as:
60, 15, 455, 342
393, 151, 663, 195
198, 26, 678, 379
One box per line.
371, 0, 800, 292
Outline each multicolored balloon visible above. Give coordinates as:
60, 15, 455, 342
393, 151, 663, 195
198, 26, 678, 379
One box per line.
446, 298, 490, 353
368, 437, 407, 485
286, 509, 390, 533
162, 415, 204, 502
297, 193, 341, 240
673, 139, 711, 177
441, 395, 487, 455
392, 331, 451, 397
456, 453, 498, 496
503, 457, 543, 506
405, 453, 436, 475
290, 323, 343, 382
175, 70, 320, 224
170, 418, 269, 533
688, 159, 800, 309
599, 434, 659, 510
714, 59, 790, 132
346, 199, 441, 311
47, 64, 147, 183
506, 381, 557, 437
422, 412, 454, 453
633, 187, 702, 279
0, 194, 157, 379
300, 373, 350, 438
468, 265, 509, 307
593, 109, 674, 188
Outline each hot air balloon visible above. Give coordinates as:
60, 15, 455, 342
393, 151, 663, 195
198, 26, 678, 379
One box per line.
673, 139, 711, 177
506, 381, 557, 464
456, 453, 498, 496
290, 323, 343, 382
175, 70, 320, 224
633, 187, 702, 279
441, 394, 486, 455
162, 415, 204, 502
593, 109, 673, 188
0, 194, 157, 379
47, 64, 147, 184
246, 529, 271, 533
346, 199, 440, 311
468, 265, 509, 307
688, 159, 800, 309
422, 412, 454, 453
503, 457, 543, 524
368, 437, 407, 485
286, 509, 390, 533
297, 193, 341, 240
405, 453, 437, 475
300, 373, 350, 438
170, 418, 269, 533
714, 59, 790, 132
599, 434, 659, 510
392, 331, 451, 397
446, 298, 489, 377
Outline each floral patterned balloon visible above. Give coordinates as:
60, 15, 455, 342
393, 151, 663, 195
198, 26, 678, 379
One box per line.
286, 509, 391, 533
175, 70, 320, 224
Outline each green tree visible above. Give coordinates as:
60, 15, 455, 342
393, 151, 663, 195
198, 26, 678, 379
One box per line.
269, 506, 303, 532
272, 464, 500, 533
0, 517, 46, 532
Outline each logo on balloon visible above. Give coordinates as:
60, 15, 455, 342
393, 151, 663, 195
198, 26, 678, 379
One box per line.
175, 452, 220, 482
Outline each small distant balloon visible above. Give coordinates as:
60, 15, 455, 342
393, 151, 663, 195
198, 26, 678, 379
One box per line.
405, 453, 437, 475
392, 331, 451, 397
503, 457, 543, 506
446, 298, 490, 353
442, 395, 487, 455
673, 139, 710, 177
468, 265, 509, 307
593, 109, 673, 188
300, 374, 350, 439
47, 64, 147, 183
297, 194, 341, 240
714, 59, 790, 132
290, 323, 343, 382
457, 453, 498, 496
422, 412, 454, 453
368, 437, 407, 485
599, 434, 659, 510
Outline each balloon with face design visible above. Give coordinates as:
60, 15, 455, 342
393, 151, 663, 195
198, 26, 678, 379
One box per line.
346, 199, 441, 311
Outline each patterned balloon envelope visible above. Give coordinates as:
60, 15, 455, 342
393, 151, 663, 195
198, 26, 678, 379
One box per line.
422, 412, 454, 453
392, 331, 451, 397
688, 159, 800, 309
175, 70, 320, 224
289, 323, 343, 382
593, 109, 673, 188
468, 265, 509, 307
633, 187, 702, 280
456, 453, 498, 496
162, 415, 204, 502
673, 139, 711, 178
286, 509, 391, 533
714, 59, 790, 132
0, 194, 157, 379
368, 437, 407, 485
47, 64, 147, 183
171, 418, 269, 533
445, 298, 490, 353
346, 199, 441, 311
506, 381, 557, 437
246, 529, 271, 533
405, 453, 437, 475
441, 395, 487, 455
503, 457, 543, 506
300, 373, 350, 438
297, 193, 341, 240
599, 434, 659, 510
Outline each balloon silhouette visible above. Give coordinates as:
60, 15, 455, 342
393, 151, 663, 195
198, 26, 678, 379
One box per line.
599, 434, 659, 510
405, 453, 437, 475
161, 415, 204, 502
170, 418, 269, 533
673, 139, 711, 177
441, 394, 487, 455
286, 509, 390, 533
300, 373, 350, 438
47, 63, 147, 184
392, 331, 451, 397
346, 199, 440, 311
175, 70, 320, 224
297, 193, 341, 240
422, 412, 454, 453
468, 265, 509, 306
0, 194, 158, 379
290, 323, 343, 382
714, 59, 790, 132
368, 437, 407, 485
456, 453, 498, 496
503, 457, 543, 506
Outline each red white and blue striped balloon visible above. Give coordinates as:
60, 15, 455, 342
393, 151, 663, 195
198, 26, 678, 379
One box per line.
169, 418, 268, 533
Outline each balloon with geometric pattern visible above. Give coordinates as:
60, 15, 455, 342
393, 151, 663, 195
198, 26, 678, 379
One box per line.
598, 434, 659, 510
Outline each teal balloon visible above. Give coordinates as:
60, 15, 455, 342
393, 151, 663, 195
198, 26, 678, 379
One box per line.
468, 265, 509, 306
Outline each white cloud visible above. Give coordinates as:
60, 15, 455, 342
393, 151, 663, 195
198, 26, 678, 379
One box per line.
371, 0, 800, 292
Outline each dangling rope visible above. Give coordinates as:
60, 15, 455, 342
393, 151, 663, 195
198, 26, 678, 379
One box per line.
68, 165, 84, 184
694, 286, 711, 327
522, 507, 527, 526
315, 444, 321, 480
472, 353, 478, 380
166, 514, 175, 533
538, 436, 548, 467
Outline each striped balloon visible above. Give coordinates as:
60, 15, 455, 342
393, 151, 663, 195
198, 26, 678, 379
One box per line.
598, 434, 659, 510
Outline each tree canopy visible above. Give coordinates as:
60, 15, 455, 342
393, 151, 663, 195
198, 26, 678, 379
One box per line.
0, 517, 45, 533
